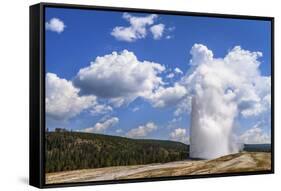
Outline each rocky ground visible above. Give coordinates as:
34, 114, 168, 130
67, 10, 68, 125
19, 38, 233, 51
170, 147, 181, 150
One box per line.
46, 152, 271, 184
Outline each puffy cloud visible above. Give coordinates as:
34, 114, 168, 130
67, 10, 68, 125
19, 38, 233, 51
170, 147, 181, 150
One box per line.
225, 47, 269, 118
224, 46, 262, 81
239, 126, 270, 144
82, 117, 119, 133
111, 13, 157, 42
46, 73, 96, 120
166, 35, 172, 39
74, 50, 165, 106
90, 104, 113, 116
45, 18, 65, 33
165, 27, 175, 39
170, 117, 182, 124
132, 107, 140, 112
108, 97, 127, 108
150, 24, 165, 39
240, 76, 271, 117
167, 117, 182, 128
166, 73, 175, 79
173, 96, 192, 116
146, 84, 187, 108
189, 44, 213, 66
46, 73, 113, 121
174, 67, 183, 74
169, 128, 189, 144
116, 129, 123, 134
126, 122, 157, 138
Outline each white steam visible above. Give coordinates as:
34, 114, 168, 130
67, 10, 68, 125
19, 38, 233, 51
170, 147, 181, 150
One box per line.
186, 44, 268, 159
190, 91, 238, 159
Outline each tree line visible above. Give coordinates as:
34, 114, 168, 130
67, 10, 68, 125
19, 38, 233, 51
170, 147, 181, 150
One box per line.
45, 132, 189, 173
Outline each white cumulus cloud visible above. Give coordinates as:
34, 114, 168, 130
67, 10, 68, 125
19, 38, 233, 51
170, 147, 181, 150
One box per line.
74, 50, 165, 106
169, 128, 189, 144
173, 96, 192, 116
45, 18, 66, 33
239, 126, 270, 144
146, 84, 187, 108
126, 122, 157, 138
111, 13, 157, 42
132, 107, 140, 112
174, 67, 183, 74
189, 44, 214, 66
90, 104, 113, 116
150, 23, 165, 40
82, 117, 119, 133
46, 73, 96, 120
166, 73, 175, 79
46, 73, 114, 121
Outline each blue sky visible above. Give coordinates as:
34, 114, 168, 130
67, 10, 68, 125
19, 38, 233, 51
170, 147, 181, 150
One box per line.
45, 7, 271, 144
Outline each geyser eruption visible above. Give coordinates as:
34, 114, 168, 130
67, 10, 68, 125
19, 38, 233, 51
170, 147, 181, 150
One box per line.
190, 91, 238, 159
188, 44, 264, 159
189, 45, 239, 159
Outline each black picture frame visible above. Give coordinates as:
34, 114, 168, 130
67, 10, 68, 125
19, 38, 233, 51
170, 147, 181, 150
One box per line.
30, 2, 275, 189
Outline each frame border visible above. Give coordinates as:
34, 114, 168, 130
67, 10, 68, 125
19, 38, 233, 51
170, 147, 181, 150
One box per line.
30, 2, 274, 189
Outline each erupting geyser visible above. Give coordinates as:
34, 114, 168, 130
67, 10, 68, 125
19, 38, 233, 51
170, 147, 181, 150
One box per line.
188, 44, 250, 159
190, 92, 238, 159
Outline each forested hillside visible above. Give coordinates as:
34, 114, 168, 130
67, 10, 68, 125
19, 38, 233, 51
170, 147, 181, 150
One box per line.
243, 144, 271, 152
46, 132, 189, 173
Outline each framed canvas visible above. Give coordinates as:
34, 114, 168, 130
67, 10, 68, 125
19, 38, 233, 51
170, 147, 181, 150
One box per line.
30, 2, 274, 188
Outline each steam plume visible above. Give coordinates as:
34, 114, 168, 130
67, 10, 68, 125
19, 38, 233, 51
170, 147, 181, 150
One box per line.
187, 44, 265, 159
190, 90, 238, 159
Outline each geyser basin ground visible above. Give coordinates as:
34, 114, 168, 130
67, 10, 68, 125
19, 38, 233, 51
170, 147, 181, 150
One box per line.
46, 152, 271, 184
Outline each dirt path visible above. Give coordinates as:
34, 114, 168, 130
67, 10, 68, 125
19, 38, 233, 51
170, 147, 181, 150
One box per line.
46, 152, 271, 184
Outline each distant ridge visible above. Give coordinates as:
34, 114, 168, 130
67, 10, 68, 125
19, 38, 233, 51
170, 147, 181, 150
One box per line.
243, 144, 271, 152
46, 132, 189, 173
